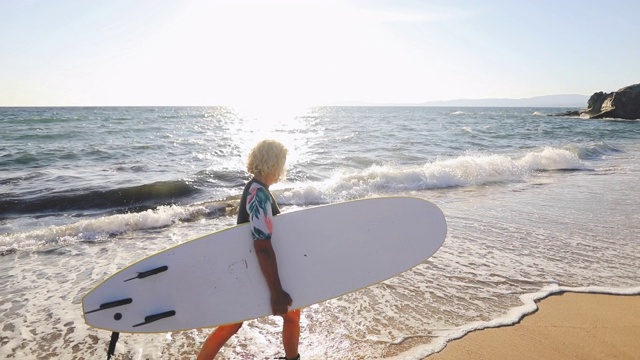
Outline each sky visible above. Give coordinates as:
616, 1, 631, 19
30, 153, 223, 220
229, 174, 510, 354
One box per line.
1, 0, 639, 107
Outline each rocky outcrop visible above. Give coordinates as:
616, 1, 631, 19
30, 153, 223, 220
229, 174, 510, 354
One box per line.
552, 109, 580, 117
580, 83, 640, 120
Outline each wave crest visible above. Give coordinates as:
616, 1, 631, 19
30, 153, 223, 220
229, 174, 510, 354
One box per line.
278, 147, 588, 205
0, 202, 233, 254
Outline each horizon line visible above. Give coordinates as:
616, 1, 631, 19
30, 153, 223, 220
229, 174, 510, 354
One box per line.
0, 94, 591, 108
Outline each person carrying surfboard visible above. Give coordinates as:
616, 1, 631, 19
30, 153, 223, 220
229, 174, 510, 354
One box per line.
198, 140, 301, 360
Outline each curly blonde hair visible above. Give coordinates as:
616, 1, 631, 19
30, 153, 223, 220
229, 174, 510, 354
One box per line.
246, 140, 288, 179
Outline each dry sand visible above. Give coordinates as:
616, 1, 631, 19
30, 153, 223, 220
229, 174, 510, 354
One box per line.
425, 292, 640, 360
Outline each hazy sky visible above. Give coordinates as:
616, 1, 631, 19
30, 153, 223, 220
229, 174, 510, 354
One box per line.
1, 0, 638, 107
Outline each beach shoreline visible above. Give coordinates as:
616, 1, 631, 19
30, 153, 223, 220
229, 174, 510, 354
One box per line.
2, 107, 639, 359
416, 292, 640, 360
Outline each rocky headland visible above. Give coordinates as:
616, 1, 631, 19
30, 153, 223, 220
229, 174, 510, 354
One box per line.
553, 83, 640, 120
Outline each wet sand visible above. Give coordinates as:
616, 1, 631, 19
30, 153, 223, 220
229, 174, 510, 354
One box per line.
424, 292, 640, 360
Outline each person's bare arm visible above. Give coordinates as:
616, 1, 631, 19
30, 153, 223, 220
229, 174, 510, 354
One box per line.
254, 238, 292, 315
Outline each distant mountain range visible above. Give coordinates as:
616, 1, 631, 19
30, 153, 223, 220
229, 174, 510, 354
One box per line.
419, 94, 589, 107
335, 94, 590, 108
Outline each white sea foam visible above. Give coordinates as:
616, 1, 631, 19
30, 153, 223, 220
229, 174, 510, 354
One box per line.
0, 205, 209, 253
278, 147, 587, 205
519, 146, 585, 170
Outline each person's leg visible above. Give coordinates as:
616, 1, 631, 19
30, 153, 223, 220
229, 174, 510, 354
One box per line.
197, 322, 243, 360
281, 309, 301, 359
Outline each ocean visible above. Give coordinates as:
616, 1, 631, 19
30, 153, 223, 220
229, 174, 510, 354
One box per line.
1, 106, 638, 359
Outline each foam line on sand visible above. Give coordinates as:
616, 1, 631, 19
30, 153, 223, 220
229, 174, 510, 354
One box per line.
424, 291, 640, 360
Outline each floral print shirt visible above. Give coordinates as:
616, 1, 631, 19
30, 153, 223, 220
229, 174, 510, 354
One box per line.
237, 179, 280, 240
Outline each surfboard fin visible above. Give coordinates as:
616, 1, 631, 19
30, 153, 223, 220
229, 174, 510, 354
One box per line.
132, 310, 176, 327
124, 265, 169, 282
84, 298, 133, 314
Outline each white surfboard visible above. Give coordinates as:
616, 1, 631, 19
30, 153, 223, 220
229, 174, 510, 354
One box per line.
82, 196, 447, 333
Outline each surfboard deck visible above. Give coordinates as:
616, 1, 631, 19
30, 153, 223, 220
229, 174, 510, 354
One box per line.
82, 196, 447, 333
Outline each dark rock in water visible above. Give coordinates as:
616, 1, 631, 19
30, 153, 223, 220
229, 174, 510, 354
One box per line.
550, 110, 580, 117
550, 83, 640, 120
580, 83, 640, 120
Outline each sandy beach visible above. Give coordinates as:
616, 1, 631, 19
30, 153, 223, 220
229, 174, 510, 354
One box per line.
424, 292, 640, 360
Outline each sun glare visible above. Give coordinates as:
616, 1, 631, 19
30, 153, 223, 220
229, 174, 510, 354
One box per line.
138, 1, 422, 107
49, 1, 455, 107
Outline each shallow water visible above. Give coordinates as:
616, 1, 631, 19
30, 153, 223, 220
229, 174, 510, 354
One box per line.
1, 107, 639, 359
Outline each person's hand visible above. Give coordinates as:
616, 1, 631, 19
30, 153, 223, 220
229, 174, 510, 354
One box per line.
271, 289, 293, 315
